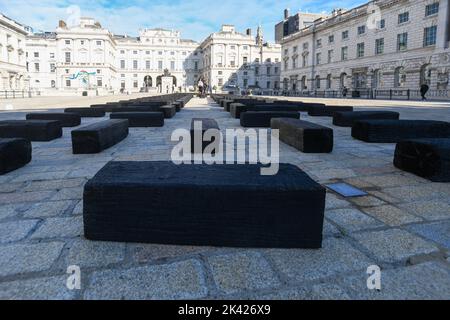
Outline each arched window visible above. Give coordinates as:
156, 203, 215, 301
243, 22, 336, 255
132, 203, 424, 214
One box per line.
326, 74, 332, 89
394, 67, 406, 88
372, 69, 381, 88
51, 80, 56, 88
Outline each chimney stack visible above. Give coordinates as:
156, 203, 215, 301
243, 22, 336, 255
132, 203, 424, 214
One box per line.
246, 28, 252, 36
284, 9, 290, 20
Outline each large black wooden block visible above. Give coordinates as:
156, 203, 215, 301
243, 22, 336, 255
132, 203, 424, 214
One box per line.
394, 138, 450, 182
159, 105, 177, 118
0, 138, 32, 175
65, 108, 105, 118
71, 119, 129, 154
333, 111, 400, 127
26, 112, 81, 127
240, 111, 300, 128
110, 112, 164, 127
0, 120, 62, 141
271, 118, 333, 153
91, 104, 120, 113
231, 104, 310, 119
308, 106, 354, 117
83, 161, 326, 248
110, 106, 160, 113
190, 118, 220, 154
352, 120, 450, 143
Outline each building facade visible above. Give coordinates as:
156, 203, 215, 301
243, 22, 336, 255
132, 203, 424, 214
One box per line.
200, 25, 281, 93
279, 0, 450, 99
0, 13, 29, 91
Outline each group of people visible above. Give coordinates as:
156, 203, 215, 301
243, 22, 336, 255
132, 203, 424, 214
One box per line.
197, 79, 208, 98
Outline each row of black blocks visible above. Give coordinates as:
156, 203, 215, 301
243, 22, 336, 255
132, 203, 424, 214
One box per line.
0, 138, 32, 175
83, 161, 326, 248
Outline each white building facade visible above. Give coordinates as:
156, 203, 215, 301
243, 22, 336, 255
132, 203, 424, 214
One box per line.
0, 13, 29, 92
279, 0, 450, 99
200, 25, 281, 94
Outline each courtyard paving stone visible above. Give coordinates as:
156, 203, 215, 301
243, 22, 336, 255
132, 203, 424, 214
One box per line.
407, 221, 450, 250
207, 251, 280, 295
362, 205, 423, 226
131, 244, 211, 263
0, 219, 39, 244
23, 200, 74, 218
30, 216, 83, 239
84, 259, 208, 300
326, 208, 384, 233
66, 240, 126, 268
352, 229, 440, 263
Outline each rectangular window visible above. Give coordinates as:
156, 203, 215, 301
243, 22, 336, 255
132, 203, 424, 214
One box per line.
398, 12, 409, 24
328, 35, 334, 43
170, 61, 175, 70
316, 53, 321, 65
357, 25, 366, 35
267, 67, 271, 75
65, 52, 71, 63
425, 3, 439, 16
146, 60, 151, 69
121, 81, 125, 89
274, 67, 279, 74
341, 47, 348, 61
342, 30, 349, 40
424, 26, 437, 46
316, 39, 322, 47
158, 61, 163, 70
50, 63, 55, 73
97, 79, 103, 87
266, 81, 271, 89
133, 81, 138, 88
120, 60, 125, 69
357, 43, 365, 58
243, 56, 248, 64
34, 63, 40, 72
255, 67, 259, 76
65, 40, 70, 45
34, 52, 39, 58
96, 41, 102, 46
66, 79, 71, 87
378, 19, 386, 29
133, 60, 138, 69
194, 61, 198, 70
375, 38, 384, 55
397, 33, 408, 51
50, 53, 55, 59
327, 50, 333, 63
218, 78, 223, 86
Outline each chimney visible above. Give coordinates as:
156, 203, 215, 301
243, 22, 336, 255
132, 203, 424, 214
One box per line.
246, 28, 252, 36
284, 9, 290, 20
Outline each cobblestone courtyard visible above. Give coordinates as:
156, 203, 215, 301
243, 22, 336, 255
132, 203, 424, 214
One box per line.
0, 96, 449, 300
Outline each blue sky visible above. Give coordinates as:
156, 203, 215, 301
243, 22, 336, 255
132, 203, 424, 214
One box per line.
0, 0, 365, 42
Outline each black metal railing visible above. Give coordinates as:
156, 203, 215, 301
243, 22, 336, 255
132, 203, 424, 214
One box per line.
0, 90, 40, 99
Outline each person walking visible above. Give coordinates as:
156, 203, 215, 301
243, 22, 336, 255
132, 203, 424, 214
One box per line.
198, 79, 204, 98
342, 86, 348, 98
420, 83, 430, 101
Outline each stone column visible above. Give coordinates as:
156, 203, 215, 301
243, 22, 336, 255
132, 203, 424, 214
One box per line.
437, 0, 450, 48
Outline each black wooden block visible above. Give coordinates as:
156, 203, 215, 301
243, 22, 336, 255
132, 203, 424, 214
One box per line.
352, 120, 450, 143
271, 118, 334, 153
240, 111, 300, 128
0, 138, 32, 175
26, 112, 81, 127
308, 106, 354, 117
110, 106, 160, 113
83, 161, 326, 248
190, 118, 220, 154
91, 104, 120, 113
65, 108, 105, 118
333, 111, 400, 127
231, 104, 310, 119
159, 105, 177, 118
0, 120, 62, 141
172, 101, 182, 112
394, 138, 450, 182
71, 119, 129, 154
110, 112, 164, 127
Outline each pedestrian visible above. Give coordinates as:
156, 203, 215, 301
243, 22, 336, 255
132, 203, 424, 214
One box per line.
198, 79, 204, 98
420, 83, 429, 101
342, 86, 348, 98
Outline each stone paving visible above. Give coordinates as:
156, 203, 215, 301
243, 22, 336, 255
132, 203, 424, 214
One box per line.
0, 97, 449, 300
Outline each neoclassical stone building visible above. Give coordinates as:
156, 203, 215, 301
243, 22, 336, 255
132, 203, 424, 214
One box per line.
0, 13, 29, 91
279, 0, 450, 99
200, 25, 281, 93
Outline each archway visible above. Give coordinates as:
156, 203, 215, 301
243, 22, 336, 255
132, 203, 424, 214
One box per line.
144, 75, 153, 88
394, 67, 406, 88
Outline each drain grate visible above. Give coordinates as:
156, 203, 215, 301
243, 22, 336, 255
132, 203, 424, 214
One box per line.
325, 183, 368, 198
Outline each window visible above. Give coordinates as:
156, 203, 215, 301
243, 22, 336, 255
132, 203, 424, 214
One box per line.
133, 51, 138, 55
357, 25, 366, 35
284, 49, 289, 56
328, 35, 334, 43
121, 81, 125, 89
34, 52, 39, 58
120, 60, 125, 69
292, 56, 297, 69
65, 52, 71, 63
255, 67, 259, 76
397, 33, 408, 51
302, 54, 308, 67
65, 40, 70, 45
120, 50, 125, 54
326, 74, 332, 89
274, 67, 279, 74
230, 45, 236, 50
316, 53, 321, 65
267, 81, 271, 89
158, 51, 163, 55
133, 81, 138, 88
34, 63, 40, 72
133, 60, 138, 69
267, 67, 271, 75
51, 80, 56, 88
378, 19, 386, 29
66, 79, 71, 87
424, 26, 437, 46
243, 46, 248, 50
357, 43, 365, 58
316, 39, 322, 47
158, 61, 163, 70
50, 63, 56, 73
303, 42, 308, 50
50, 53, 55, 59
170, 61, 175, 70
96, 41, 102, 46
243, 56, 248, 64
327, 50, 333, 63
218, 71, 223, 75
398, 12, 409, 24
375, 38, 384, 55
425, 3, 439, 16
342, 30, 349, 40
315, 76, 321, 89
218, 78, 223, 86
341, 47, 348, 61
97, 69, 101, 74
194, 61, 198, 70
146, 51, 150, 55
243, 78, 248, 87
146, 61, 151, 69
293, 46, 298, 53
284, 59, 289, 71
97, 79, 103, 87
